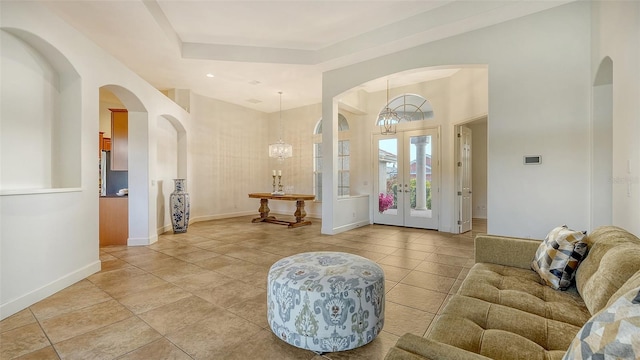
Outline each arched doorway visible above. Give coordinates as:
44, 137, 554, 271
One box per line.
156, 114, 188, 234
591, 57, 613, 229
99, 85, 149, 246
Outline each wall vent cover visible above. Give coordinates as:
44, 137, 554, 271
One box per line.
524, 155, 542, 165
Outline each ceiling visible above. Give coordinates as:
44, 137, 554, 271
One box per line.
43, 0, 572, 113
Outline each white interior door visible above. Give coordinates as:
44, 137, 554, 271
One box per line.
458, 126, 472, 233
373, 129, 439, 229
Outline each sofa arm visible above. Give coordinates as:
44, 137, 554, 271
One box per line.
474, 234, 542, 269
385, 334, 492, 360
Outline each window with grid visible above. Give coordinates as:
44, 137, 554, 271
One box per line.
314, 114, 350, 200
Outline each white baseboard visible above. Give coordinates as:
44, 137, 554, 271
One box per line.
331, 220, 370, 235
0, 260, 101, 321
128, 236, 156, 246
189, 210, 256, 223
157, 211, 257, 235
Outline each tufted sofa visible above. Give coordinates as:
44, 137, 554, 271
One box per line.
385, 226, 640, 360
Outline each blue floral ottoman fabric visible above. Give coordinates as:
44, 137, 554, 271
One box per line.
267, 252, 385, 352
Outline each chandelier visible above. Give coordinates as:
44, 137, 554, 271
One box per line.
377, 80, 400, 135
269, 92, 293, 161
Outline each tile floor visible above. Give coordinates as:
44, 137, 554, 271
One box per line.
1, 216, 487, 360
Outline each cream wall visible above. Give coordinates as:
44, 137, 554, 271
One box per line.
186, 93, 269, 222
1, 1, 189, 319
591, 1, 640, 236
265, 102, 322, 218
322, 1, 592, 238
469, 121, 488, 219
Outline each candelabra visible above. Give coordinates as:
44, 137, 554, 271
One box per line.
271, 170, 285, 195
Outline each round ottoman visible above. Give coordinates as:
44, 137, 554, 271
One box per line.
267, 252, 385, 352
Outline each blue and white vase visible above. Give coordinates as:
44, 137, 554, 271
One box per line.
170, 178, 190, 233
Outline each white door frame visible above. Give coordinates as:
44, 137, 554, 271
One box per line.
457, 126, 472, 233
372, 127, 440, 230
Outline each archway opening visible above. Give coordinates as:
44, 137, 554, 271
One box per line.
591, 56, 613, 228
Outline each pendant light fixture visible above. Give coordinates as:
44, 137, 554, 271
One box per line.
377, 80, 400, 135
268, 91, 293, 161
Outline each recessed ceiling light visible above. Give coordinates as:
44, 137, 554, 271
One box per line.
206, 73, 215, 78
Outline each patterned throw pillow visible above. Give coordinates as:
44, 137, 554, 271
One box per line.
563, 286, 640, 359
531, 225, 588, 290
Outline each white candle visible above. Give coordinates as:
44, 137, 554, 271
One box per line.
278, 170, 282, 176
272, 170, 276, 176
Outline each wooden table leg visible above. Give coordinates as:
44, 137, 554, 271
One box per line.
252, 198, 275, 223
289, 200, 312, 228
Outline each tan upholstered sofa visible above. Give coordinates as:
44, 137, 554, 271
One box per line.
385, 226, 640, 360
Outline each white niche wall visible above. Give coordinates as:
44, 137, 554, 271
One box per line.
1, 29, 81, 193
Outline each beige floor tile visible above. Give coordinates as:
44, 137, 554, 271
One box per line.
385, 284, 447, 313
116, 282, 192, 314
87, 267, 147, 286
40, 299, 133, 343
226, 292, 269, 329
166, 307, 263, 360
377, 255, 423, 270
414, 261, 463, 278
138, 296, 219, 335
131, 257, 192, 273
377, 264, 410, 282
424, 253, 470, 267
0, 309, 36, 333
29, 280, 112, 321
384, 280, 398, 293
149, 261, 211, 282
403, 242, 439, 253
193, 281, 266, 309
173, 249, 220, 263
169, 270, 235, 292
12, 345, 60, 360
94, 273, 169, 298
1, 217, 488, 360
213, 262, 268, 280
0, 323, 50, 360
389, 248, 431, 260
399, 271, 455, 293
155, 245, 202, 257
117, 338, 192, 360
223, 328, 316, 360
383, 302, 434, 337
115, 252, 175, 269
53, 317, 161, 360
194, 255, 244, 271
316, 330, 400, 360
434, 246, 474, 258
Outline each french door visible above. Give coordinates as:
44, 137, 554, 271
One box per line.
373, 128, 439, 229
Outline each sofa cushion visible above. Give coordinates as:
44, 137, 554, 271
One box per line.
531, 225, 588, 290
427, 295, 580, 360
562, 285, 640, 360
575, 226, 640, 314
458, 263, 591, 327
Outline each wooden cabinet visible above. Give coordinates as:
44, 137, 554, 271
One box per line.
110, 109, 128, 171
99, 197, 128, 246
98, 132, 111, 152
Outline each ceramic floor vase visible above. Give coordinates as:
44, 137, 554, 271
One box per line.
170, 179, 190, 233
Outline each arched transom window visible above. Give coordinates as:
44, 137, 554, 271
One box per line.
387, 93, 434, 122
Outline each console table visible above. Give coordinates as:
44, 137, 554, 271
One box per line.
248, 193, 315, 228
